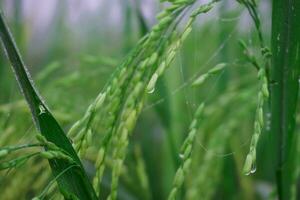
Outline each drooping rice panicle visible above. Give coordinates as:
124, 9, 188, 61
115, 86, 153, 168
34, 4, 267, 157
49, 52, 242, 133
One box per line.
105, 2, 220, 199
237, 30, 270, 177
134, 145, 152, 200
186, 121, 234, 200
146, 2, 217, 93
0, 135, 76, 172
167, 103, 204, 200
88, 1, 219, 196
67, 92, 106, 156
243, 67, 269, 175
36, 135, 76, 164
235, 0, 272, 175
1, 0, 298, 199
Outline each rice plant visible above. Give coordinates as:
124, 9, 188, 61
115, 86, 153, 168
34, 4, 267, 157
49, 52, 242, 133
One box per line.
0, 0, 299, 199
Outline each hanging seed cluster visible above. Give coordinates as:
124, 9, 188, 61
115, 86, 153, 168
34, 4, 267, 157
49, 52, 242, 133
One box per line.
147, 2, 216, 93
190, 124, 235, 199
90, 1, 219, 198
237, 0, 271, 175
167, 103, 204, 200
68, 92, 106, 156
243, 67, 269, 175
35, 135, 75, 164
107, 2, 220, 199
0, 141, 43, 170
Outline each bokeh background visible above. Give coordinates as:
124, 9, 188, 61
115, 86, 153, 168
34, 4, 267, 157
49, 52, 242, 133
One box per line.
1, 0, 299, 200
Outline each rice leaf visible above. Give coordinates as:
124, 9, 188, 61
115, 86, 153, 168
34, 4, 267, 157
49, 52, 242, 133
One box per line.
0, 11, 97, 200
270, 1, 300, 199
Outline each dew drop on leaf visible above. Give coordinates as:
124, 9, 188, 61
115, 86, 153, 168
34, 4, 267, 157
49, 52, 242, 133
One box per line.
38, 104, 47, 115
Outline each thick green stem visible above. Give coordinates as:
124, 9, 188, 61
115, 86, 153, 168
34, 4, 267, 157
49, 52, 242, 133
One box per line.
270, 0, 300, 199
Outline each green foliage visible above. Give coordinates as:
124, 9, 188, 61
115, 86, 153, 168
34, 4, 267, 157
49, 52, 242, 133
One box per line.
0, 10, 98, 200
0, 0, 299, 200
270, 0, 300, 199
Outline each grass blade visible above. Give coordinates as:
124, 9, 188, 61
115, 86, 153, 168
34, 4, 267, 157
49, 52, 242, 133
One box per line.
0, 11, 97, 200
270, 0, 300, 199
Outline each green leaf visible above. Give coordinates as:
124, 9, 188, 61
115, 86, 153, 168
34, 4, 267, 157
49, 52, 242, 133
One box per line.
270, 0, 300, 199
0, 11, 97, 200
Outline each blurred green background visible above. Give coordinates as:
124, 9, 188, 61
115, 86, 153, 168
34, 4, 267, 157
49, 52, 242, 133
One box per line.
0, 0, 299, 199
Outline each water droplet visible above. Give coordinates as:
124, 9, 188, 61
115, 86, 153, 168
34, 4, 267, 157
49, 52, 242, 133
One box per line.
243, 154, 257, 176
38, 104, 47, 115
245, 162, 257, 176
146, 73, 158, 94
250, 164, 256, 174
147, 87, 155, 94
179, 154, 184, 159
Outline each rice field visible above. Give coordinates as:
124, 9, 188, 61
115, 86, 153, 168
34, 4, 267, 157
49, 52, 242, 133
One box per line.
0, 0, 299, 199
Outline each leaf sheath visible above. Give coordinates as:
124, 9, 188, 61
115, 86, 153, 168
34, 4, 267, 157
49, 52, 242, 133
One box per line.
270, 0, 300, 199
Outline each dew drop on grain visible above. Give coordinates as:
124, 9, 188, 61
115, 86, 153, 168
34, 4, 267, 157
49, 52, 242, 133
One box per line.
179, 154, 184, 159
245, 163, 257, 176
250, 164, 256, 174
147, 73, 158, 94
147, 87, 155, 94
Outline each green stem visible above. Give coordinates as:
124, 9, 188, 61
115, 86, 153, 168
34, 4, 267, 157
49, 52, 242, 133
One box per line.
270, 0, 300, 199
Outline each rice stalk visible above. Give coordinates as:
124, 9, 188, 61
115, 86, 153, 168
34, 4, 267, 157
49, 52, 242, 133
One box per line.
270, 0, 300, 199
